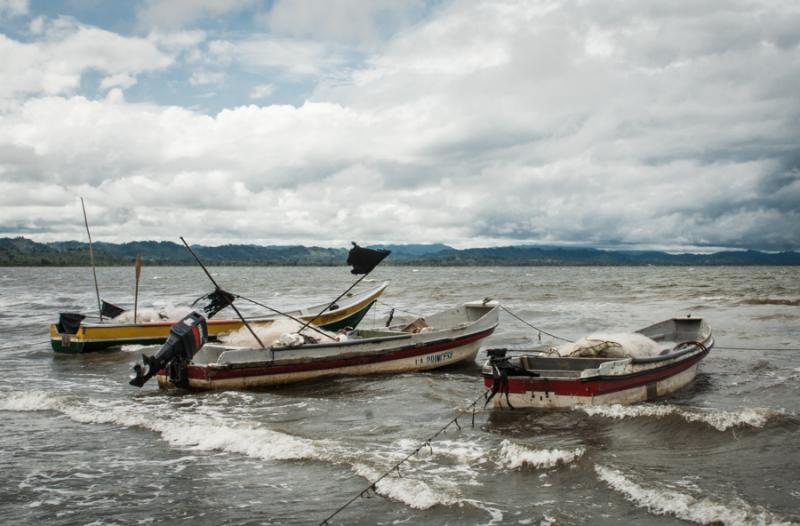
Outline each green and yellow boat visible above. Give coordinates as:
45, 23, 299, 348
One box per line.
50, 282, 388, 353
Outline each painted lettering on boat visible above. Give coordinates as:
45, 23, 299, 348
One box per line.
414, 351, 454, 366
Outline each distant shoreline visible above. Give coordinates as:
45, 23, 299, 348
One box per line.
2, 236, 798, 266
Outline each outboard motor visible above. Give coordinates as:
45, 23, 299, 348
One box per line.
129, 287, 234, 388
129, 311, 208, 388
484, 348, 538, 409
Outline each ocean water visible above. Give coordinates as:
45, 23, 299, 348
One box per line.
0, 266, 798, 525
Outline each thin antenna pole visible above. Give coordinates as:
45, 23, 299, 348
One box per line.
179, 237, 266, 349
296, 273, 369, 335
134, 256, 142, 323
80, 198, 103, 320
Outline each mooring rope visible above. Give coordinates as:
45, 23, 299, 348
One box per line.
376, 300, 425, 319
499, 305, 574, 343
713, 346, 800, 352
318, 389, 490, 526
498, 306, 800, 351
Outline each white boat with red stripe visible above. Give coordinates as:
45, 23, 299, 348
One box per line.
482, 317, 713, 409
155, 300, 499, 390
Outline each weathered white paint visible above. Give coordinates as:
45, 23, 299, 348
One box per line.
158, 340, 483, 390
489, 363, 700, 409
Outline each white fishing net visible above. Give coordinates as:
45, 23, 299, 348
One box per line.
557, 332, 662, 358
218, 318, 345, 348
113, 305, 192, 323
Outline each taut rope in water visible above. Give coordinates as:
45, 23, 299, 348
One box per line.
318, 389, 490, 526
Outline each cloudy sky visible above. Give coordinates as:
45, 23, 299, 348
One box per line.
0, 0, 798, 251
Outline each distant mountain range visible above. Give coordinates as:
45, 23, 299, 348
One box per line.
1, 236, 798, 266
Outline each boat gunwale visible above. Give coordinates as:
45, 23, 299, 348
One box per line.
481, 318, 713, 384
50, 282, 387, 334
188, 325, 498, 379
206, 324, 499, 369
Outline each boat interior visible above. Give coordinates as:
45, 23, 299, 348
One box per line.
501, 317, 712, 377
191, 301, 498, 365
353, 300, 497, 338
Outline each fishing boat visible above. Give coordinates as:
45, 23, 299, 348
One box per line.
483, 317, 713, 408
130, 299, 500, 390
50, 282, 388, 353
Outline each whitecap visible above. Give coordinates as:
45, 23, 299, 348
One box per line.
578, 404, 785, 431
497, 440, 584, 470
351, 463, 460, 510
0, 390, 62, 412
0, 389, 335, 465
595, 465, 793, 525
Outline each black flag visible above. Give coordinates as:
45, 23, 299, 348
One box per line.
347, 243, 390, 274
202, 287, 236, 318
100, 300, 126, 319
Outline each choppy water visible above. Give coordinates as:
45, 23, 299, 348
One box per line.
1, 266, 799, 525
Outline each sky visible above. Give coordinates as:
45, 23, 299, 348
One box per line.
0, 0, 798, 252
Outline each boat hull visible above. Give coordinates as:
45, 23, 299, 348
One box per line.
50, 284, 385, 353
154, 300, 501, 390
483, 317, 713, 409
484, 351, 705, 409
159, 327, 495, 390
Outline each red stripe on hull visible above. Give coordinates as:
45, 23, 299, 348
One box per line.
483, 350, 707, 397
188, 327, 496, 381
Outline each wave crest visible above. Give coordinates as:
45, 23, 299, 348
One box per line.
595, 465, 793, 525
497, 440, 584, 469
578, 404, 786, 431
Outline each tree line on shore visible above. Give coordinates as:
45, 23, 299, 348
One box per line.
1, 236, 798, 266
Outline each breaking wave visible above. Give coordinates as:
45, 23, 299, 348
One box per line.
0, 390, 59, 412
497, 440, 584, 469
0, 390, 499, 515
351, 463, 460, 510
0, 389, 326, 462
595, 465, 794, 525
578, 404, 786, 431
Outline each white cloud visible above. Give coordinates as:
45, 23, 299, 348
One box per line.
189, 70, 225, 86
207, 36, 344, 76
0, 17, 174, 100
0, 0, 27, 18
1, 0, 799, 250
148, 29, 206, 52
249, 83, 274, 99
29, 16, 43, 34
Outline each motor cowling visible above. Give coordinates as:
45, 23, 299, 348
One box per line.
129, 311, 208, 388
57, 312, 86, 334
484, 348, 538, 409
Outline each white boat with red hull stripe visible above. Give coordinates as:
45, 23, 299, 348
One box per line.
157, 300, 499, 390
483, 317, 713, 409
